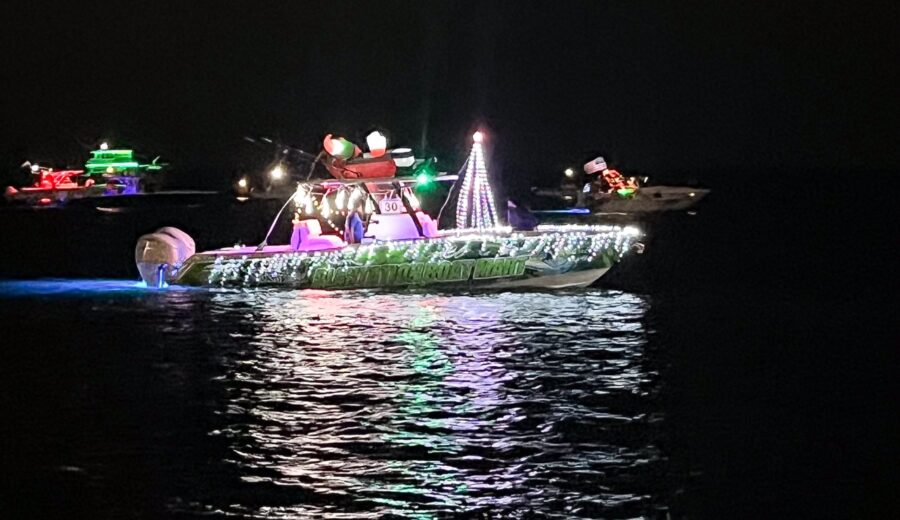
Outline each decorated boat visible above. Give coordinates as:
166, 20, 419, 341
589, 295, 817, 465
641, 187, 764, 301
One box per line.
5, 166, 89, 206
532, 156, 709, 214
4, 143, 164, 206
83, 145, 164, 194
135, 131, 644, 290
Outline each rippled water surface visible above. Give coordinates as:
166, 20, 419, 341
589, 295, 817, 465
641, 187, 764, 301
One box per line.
1, 282, 670, 518
4, 181, 892, 519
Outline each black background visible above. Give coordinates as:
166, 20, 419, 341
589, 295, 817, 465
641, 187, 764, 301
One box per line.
2, 1, 898, 185
1, 1, 897, 518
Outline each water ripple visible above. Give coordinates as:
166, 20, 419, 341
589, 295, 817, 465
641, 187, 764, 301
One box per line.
0, 283, 665, 518
191, 289, 662, 518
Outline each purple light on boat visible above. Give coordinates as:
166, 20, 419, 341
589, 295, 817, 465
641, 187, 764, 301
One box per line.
104, 176, 141, 195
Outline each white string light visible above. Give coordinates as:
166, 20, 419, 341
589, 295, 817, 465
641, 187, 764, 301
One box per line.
348, 187, 363, 209
456, 131, 498, 229
206, 225, 641, 287
335, 189, 347, 211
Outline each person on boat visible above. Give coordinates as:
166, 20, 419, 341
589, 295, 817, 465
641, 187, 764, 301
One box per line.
344, 209, 365, 243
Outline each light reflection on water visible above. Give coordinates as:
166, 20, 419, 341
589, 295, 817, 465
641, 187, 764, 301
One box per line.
0, 278, 155, 296
201, 289, 661, 518
0, 281, 664, 518
0, 278, 206, 297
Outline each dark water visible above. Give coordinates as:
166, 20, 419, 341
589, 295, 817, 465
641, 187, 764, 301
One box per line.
0, 284, 668, 518
0, 173, 895, 518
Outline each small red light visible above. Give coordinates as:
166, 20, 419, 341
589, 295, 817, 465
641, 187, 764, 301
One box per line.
38, 197, 52, 205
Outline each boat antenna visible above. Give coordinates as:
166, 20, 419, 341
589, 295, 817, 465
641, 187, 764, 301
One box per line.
305, 151, 325, 180
256, 194, 295, 252
436, 157, 468, 227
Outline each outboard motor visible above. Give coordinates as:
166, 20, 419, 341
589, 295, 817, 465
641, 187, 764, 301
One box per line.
135, 227, 195, 287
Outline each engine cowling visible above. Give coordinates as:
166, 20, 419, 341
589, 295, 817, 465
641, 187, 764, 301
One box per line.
135, 227, 195, 287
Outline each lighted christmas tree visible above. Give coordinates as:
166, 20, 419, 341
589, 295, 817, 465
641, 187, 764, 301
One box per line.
455, 131, 500, 229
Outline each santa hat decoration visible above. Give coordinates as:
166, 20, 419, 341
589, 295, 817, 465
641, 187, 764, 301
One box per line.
366, 131, 387, 158
583, 156, 607, 174
323, 134, 359, 160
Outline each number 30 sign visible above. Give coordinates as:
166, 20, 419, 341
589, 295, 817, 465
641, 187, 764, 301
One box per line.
379, 198, 404, 214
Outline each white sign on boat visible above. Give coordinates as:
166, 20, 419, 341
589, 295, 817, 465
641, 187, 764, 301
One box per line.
379, 197, 405, 214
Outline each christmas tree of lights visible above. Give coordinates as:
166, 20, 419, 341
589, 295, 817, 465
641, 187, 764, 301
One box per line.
456, 131, 500, 229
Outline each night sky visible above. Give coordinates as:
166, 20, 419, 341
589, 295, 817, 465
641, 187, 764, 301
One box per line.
3, 1, 898, 188
0, 5, 897, 516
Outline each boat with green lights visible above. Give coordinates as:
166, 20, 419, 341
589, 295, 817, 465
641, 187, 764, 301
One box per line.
135, 131, 644, 290
83, 145, 164, 194
4, 143, 165, 206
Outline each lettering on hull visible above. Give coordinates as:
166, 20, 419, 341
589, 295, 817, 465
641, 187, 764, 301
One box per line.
309, 257, 528, 289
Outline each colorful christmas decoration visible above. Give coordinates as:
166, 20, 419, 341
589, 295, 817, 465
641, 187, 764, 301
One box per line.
188, 225, 640, 288
455, 131, 500, 229
134, 127, 645, 291
366, 131, 387, 157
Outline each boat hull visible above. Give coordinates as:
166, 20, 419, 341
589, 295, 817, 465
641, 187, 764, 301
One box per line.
584, 186, 709, 213
162, 226, 642, 291
533, 185, 709, 214
479, 267, 610, 290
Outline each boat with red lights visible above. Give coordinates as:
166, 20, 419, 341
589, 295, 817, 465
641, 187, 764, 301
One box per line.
135, 131, 644, 290
4, 144, 165, 206
7, 167, 90, 206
